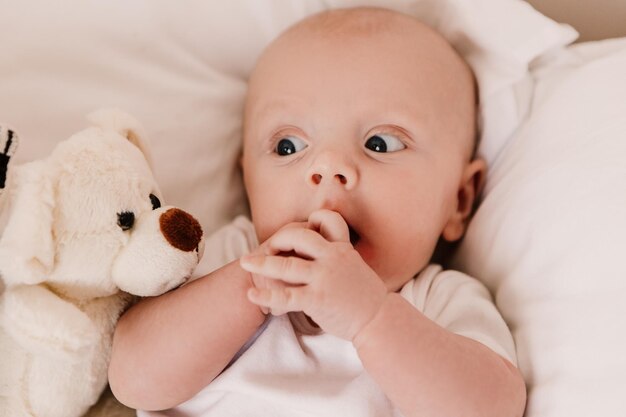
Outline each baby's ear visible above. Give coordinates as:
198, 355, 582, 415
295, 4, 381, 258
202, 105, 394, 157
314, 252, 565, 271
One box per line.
442, 158, 487, 242
0, 161, 55, 286
87, 108, 153, 168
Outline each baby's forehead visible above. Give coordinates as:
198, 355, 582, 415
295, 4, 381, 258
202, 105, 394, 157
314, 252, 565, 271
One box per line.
251, 8, 472, 88
286, 7, 416, 37
246, 8, 478, 156
281, 8, 457, 56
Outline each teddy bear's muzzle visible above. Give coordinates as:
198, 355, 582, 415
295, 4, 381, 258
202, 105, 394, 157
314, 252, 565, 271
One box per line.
111, 205, 204, 296
159, 207, 203, 252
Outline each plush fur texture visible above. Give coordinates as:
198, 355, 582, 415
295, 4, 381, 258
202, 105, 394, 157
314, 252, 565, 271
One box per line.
0, 110, 204, 417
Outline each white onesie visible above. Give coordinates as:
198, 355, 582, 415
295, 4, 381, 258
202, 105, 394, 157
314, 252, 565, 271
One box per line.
138, 216, 517, 417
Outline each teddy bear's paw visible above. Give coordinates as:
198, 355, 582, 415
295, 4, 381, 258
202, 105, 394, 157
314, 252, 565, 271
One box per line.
0, 126, 18, 189
3, 285, 102, 360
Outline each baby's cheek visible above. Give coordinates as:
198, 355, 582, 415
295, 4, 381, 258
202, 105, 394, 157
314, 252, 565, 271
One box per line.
250, 211, 278, 244
389, 224, 436, 276
250, 203, 292, 244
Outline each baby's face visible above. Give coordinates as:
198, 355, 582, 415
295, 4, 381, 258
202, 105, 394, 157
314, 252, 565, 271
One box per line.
243, 11, 481, 291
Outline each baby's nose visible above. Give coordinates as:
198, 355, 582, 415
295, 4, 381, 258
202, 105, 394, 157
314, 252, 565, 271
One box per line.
306, 153, 357, 190
159, 208, 203, 252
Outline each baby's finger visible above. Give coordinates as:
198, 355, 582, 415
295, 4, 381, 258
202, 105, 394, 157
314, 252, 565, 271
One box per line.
240, 254, 313, 284
308, 209, 349, 243
247, 285, 306, 316
281, 220, 312, 230
251, 222, 311, 257
250, 273, 277, 314
264, 227, 329, 259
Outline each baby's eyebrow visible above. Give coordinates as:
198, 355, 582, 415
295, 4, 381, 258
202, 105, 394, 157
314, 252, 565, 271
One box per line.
252, 101, 285, 122
248, 100, 311, 137
251, 96, 308, 120
377, 124, 418, 143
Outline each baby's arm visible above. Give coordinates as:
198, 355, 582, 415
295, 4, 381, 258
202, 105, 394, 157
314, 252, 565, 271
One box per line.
353, 294, 526, 417
108, 260, 265, 411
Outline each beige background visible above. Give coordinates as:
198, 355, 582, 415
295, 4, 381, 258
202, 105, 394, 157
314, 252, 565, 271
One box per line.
529, 0, 626, 41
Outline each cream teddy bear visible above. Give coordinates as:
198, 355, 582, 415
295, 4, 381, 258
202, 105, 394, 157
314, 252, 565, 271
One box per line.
0, 110, 204, 417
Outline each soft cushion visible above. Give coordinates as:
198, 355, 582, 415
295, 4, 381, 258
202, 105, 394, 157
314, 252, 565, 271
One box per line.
451, 37, 626, 417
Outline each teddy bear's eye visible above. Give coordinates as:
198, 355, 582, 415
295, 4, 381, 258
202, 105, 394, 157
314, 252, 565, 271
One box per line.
149, 193, 161, 210
117, 211, 135, 231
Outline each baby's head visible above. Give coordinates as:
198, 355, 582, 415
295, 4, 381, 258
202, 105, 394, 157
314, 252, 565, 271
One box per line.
242, 7, 485, 291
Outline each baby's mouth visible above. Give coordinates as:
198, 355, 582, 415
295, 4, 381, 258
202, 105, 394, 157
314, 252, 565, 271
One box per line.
348, 225, 361, 246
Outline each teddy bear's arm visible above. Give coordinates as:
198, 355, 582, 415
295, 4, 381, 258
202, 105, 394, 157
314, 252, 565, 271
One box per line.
2, 284, 101, 360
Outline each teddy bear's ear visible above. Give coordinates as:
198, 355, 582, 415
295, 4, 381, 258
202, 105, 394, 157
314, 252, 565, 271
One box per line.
0, 160, 55, 286
87, 108, 154, 168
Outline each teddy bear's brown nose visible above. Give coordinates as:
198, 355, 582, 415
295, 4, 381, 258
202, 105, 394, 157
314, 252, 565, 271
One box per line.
159, 208, 203, 252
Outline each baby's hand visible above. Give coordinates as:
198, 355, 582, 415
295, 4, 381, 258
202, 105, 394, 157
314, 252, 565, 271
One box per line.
240, 210, 387, 341
246, 221, 309, 315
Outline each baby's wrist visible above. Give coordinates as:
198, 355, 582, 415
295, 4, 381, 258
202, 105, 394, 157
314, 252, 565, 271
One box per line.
244, 275, 270, 316
235, 260, 269, 317
351, 293, 401, 350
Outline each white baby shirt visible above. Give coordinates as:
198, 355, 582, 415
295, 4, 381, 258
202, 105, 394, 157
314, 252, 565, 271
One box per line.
139, 216, 517, 417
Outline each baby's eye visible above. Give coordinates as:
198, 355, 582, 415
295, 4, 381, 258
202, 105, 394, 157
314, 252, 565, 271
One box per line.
275, 136, 308, 156
364, 134, 406, 153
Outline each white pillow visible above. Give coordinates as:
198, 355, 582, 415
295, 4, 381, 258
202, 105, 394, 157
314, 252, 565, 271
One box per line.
0, 0, 575, 240
451, 37, 626, 417
0, 0, 328, 236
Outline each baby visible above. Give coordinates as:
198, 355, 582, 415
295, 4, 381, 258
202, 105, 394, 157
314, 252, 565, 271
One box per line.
109, 7, 526, 417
